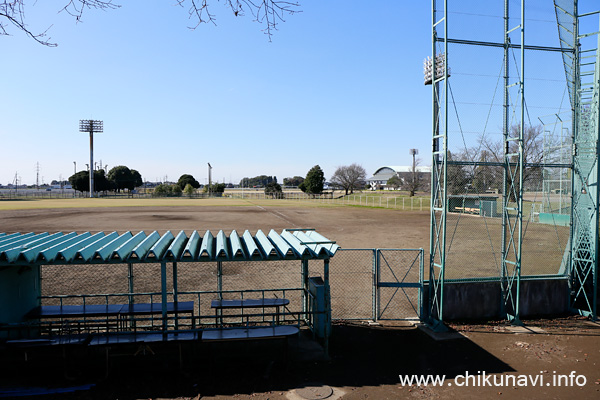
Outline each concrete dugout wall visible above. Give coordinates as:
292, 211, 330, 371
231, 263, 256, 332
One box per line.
424, 278, 570, 320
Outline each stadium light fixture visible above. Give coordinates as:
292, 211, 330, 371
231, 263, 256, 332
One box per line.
423, 53, 450, 85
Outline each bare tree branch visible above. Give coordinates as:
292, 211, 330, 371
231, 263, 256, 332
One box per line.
1, 0, 297, 47
1, 1, 119, 46
1, 1, 57, 46
61, 1, 120, 23
331, 164, 367, 195
178, 0, 300, 40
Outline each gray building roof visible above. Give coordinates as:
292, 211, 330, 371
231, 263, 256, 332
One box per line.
367, 166, 431, 182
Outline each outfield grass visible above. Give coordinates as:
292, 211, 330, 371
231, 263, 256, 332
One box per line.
0, 197, 356, 211
0, 197, 251, 210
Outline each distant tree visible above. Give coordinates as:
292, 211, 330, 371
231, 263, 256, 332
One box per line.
68, 170, 111, 193
477, 124, 546, 200
283, 176, 305, 187
203, 183, 226, 194
405, 157, 422, 197
471, 150, 497, 194
153, 184, 169, 196
152, 184, 182, 197
183, 183, 195, 197
69, 171, 88, 193
130, 169, 143, 189
177, 174, 200, 191
446, 151, 471, 195
239, 175, 277, 188
264, 181, 283, 198
108, 165, 141, 192
330, 163, 367, 195
300, 165, 325, 195
95, 169, 112, 192
387, 175, 402, 190
171, 184, 182, 196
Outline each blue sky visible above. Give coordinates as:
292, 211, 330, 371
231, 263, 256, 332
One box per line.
1, 1, 571, 186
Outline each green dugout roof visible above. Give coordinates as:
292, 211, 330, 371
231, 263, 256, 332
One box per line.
0, 229, 339, 266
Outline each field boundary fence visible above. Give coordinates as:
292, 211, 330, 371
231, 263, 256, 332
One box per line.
228, 191, 430, 210
37, 246, 568, 324
38, 248, 425, 324
0, 189, 431, 211
330, 248, 424, 321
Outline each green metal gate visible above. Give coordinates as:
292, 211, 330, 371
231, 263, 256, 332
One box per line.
329, 249, 424, 321
376, 249, 424, 321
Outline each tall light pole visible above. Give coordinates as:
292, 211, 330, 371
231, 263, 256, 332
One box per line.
79, 120, 103, 198
409, 148, 419, 197
410, 148, 418, 182
73, 161, 76, 175
207, 163, 212, 196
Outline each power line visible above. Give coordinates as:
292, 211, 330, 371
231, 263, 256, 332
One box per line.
435, 10, 556, 23
452, 72, 565, 83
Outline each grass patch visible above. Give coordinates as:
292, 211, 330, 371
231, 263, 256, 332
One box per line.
0, 195, 432, 212
0, 197, 255, 211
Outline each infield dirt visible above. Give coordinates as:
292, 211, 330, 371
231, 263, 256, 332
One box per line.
0, 202, 430, 249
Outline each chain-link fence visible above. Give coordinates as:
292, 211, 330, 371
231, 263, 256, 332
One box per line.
327, 249, 375, 320
428, 4, 571, 284
0, 188, 431, 212
39, 249, 425, 326
41, 260, 305, 329
376, 249, 423, 320
442, 163, 570, 281
325, 249, 424, 321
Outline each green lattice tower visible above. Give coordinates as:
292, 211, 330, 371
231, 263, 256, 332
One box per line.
500, 0, 525, 324
428, 0, 527, 327
428, 0, 449, 331
570, 7, 599, 319
427, 1, 595, 327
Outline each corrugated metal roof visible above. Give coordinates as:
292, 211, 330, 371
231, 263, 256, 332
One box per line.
0, 229, 339, 266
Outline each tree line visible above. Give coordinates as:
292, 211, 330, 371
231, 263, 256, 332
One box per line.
239, 175, 277, 188
67, 163, 372, 198
69, 165, 143, 193
260, 164, 366, 197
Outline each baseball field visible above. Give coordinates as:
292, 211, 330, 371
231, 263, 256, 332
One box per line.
0, 197, 597, 400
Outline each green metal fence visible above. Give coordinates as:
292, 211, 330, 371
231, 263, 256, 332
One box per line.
0, 189, 431, 211
328, 249, 424, 321
38, 249, 425, 324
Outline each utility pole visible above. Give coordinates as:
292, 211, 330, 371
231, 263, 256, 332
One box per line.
36, 162, 40, 190
207, 163, 212, 196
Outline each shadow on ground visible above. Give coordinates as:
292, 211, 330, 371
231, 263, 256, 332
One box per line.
0, 323, 514, 399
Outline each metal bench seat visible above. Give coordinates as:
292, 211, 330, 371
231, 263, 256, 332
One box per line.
6, 334, 91, 347
88, 331, 200, 346
202, 325, 299, 341
211, 298, 289, 309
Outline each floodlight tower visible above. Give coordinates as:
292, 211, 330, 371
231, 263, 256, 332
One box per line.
79, 120, 103, 198
424, 48, 449, 330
